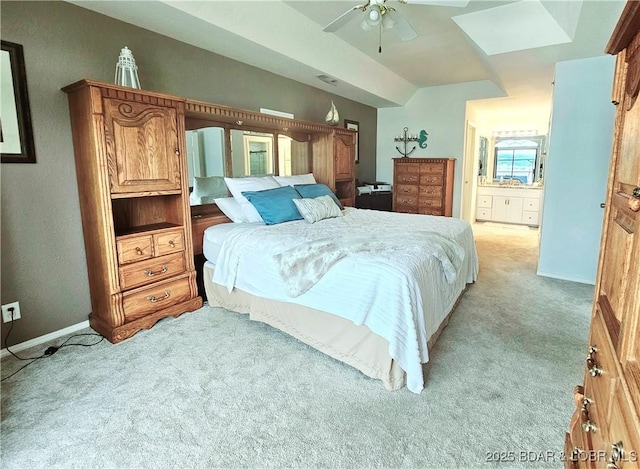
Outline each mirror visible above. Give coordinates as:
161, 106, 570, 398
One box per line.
279, 134, 312, 176
481, 134, 546, 187
186, 127, 228, 205
230, 129, 275, 177
185, 116, 314, 209
493, 136, 545, 185
478, 136, 488, 179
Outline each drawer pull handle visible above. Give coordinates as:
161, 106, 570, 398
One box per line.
135, 247, 144, 255
629, 187, 640, 212
570, 447, 585, 463
607, 441, 624, 469
581, 420, 597, 433
581, 397, 592, 414
169, 240, 176, 248
144, 265, 168, 277
147, 290, 170, 303
589, 365, 603, 377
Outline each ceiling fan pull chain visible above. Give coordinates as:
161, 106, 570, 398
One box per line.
379, 23, 382, 53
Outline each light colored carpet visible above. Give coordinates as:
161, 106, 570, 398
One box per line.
0, 222, 593, 468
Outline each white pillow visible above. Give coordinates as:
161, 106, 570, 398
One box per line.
293, 195, 342, 224
214, 197, 248, 223
224, 176, 280, 223
273, 173, 316, 187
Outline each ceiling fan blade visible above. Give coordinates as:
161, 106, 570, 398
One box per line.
405, 0, 470, 6
323, 4, 366, 32
391, 12, 418, 41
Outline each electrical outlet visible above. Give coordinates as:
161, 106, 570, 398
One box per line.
2, 302, 21, 323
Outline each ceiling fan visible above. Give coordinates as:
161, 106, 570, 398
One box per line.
323, 0, 470, 52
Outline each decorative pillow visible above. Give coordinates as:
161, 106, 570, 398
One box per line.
214, 197, 248, 223
242, 185, 303, 225
293, 195, 343, 224
273, 173, 316, 187
294, 183, 343, 210
224, 176, 280, 223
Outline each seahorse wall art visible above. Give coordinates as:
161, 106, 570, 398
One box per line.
418, 130, 429, 149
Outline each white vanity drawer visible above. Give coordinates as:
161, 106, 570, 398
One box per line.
522, 211, 539, 226
477, 195, 493, 209
477, 208, 492, 220
523, 197, 540, 212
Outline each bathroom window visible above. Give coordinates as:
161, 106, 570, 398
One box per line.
494, 138, 542, 184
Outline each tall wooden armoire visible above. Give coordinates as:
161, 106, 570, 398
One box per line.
63, 80, 202, 343
564, 3, 640, 468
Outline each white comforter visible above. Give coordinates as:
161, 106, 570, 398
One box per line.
212, 208, 479, 393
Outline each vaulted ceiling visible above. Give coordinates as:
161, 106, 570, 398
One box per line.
69, 0, 626, 114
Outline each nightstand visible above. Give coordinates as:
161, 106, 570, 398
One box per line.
355, 192, 393, 211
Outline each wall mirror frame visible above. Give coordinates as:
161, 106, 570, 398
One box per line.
184, 99, 343, 218
1, 40, 37, 163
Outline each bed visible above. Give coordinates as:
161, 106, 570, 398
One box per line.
201, 185, 478, 393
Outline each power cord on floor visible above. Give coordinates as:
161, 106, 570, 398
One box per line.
2, 307, 104, 382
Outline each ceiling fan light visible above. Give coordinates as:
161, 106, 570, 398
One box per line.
382, 12, 396, 30
360, 18, 374, 31
365, 7, 382, 27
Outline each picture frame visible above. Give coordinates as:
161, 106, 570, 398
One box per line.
1, 40, 36, 163
344, 119, 359, 164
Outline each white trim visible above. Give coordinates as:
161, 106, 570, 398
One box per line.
1, 320, 91, 358
536, 270, 595, 285
259, 108, 293, 119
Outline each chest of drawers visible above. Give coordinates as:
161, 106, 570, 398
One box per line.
392, 158, 455, 217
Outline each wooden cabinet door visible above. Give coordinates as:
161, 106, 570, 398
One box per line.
334, 133, 354, 181
103, 98, 182, 193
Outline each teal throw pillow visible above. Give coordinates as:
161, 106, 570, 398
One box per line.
293, 183, 343, 210
242, 185, 303, 225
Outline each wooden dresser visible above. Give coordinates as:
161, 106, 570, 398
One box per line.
63, 80, 202, 343
392, 158, 455, 216
564, 2, 640, 468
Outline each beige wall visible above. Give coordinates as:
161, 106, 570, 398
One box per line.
0, 1, 377, 345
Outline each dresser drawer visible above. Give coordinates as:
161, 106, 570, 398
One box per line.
395, 194, 418, 207
395, 172, 419, 184
577, 391, 607, 454
154, 228, 184, 256
420, 186, 443, 198
419, 197, 443, 209
395, 184, 419, 196
587, 309, 620, 421
122, 276, 193, 322
394, 162, 420, 175
419, 163, 444, 175
420, 174, 444, 186
118, 252, 186, 291
117, 235, 154, 264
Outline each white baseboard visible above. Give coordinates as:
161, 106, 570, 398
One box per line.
1, 320, 91, 359
536, 270, 595, 285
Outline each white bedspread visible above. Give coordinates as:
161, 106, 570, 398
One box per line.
273, 232, 465, 297
211, 208, 478, 393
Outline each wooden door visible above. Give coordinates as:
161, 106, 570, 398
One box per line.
334, 132, 354, 181
103, 98, 182, 193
